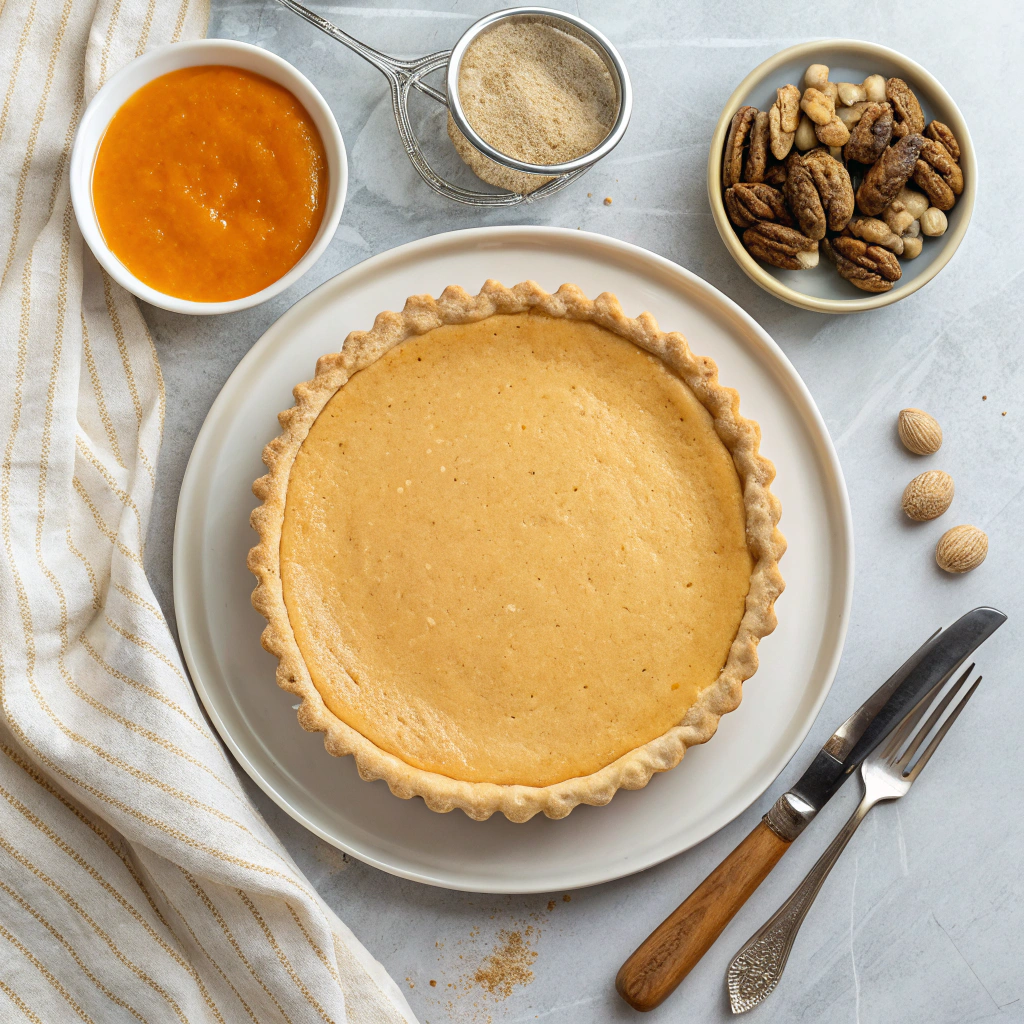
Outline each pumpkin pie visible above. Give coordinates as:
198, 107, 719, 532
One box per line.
248, 281, 785, 821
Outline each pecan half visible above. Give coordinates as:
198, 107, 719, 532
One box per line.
855, 133, 927, 216
777, 84, 801, 133
744, 110, 770, 183
769, 104, 794, 161
784, 151, 826, 241
843, 102, 893, 164
925, 120, 961, 162
763, 162, 788, 187
912, 138, 964, 211
803, 148, 855, 231
830, 236, 902, 292
723, 106, 757, 188
724, 183, 792, 228
743, 222, 819, 270
886, 78, 925, 138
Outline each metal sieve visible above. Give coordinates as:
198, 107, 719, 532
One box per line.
275, 1, 632, 207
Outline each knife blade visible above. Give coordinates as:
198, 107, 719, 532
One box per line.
616, 606, 1006, 1012
765, 605, 1006, 842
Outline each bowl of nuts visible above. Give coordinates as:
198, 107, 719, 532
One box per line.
708, 40, 975, 313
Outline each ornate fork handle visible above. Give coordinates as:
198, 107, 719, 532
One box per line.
726, 793, 875, 1013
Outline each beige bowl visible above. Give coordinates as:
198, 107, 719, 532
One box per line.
707, 40, 976, 314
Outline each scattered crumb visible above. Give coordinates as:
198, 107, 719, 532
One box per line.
982, 395, 987, 400
603, 196, 612, 205
587, 192, 592, 197
562, 894, 571, 902
420, 905, 562, 1017
1003, 411, 1007, 416
472, 929, 538, 999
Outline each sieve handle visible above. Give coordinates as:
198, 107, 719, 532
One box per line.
273, 0, 449, 105
274, 0, 588, 206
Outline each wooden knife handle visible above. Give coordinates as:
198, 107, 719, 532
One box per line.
615, 819, 791, 1012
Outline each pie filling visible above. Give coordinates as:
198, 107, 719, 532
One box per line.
280, 312, 753, 787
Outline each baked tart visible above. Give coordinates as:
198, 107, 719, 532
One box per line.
249, 281, 785, 821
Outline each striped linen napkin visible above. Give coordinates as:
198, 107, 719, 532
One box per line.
0, 1, 417, 1021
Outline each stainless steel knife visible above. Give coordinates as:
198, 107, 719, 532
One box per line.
764, 605, 1005, 842
616, 606, 1006, 1013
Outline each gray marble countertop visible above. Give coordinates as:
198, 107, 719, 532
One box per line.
143, 2, 1024, 1021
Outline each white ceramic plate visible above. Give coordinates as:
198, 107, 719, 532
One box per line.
173, 226, 853, 893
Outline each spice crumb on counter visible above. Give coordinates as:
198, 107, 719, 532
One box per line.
603, 196, 612, 205
472, 929, 538, 999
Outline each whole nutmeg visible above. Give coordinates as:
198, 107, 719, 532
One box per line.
936, 525, 988, 573
898, 407, 942, 454
902, 470, 954, 521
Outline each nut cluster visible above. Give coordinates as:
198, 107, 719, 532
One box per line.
896, 408, 988, 573
722, 65, 965, 293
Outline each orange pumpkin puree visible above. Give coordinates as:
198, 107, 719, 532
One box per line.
92, 66, 328, 302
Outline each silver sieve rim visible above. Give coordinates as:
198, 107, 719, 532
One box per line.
446, 6, 632, 178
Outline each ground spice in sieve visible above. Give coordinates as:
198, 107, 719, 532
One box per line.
448, 18, 617, 194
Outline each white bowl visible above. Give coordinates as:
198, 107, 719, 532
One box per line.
707, 40, 976, 314
70, 39, 347, 316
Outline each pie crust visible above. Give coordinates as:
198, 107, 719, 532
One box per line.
248, 281, 785, 821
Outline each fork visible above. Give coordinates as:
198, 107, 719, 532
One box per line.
726, 664, 982, 1014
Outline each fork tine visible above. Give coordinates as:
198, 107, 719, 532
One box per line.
880, 663, 973, 762
905, 675, 982, 782
897, 665, 974, 769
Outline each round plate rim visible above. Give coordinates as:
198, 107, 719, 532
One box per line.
173, 225, 854, 892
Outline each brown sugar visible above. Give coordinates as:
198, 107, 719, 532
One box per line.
471, 929, 538, 1000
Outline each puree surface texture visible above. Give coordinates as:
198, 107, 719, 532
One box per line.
93, 66, 326, 302
280, 313, 753, 787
